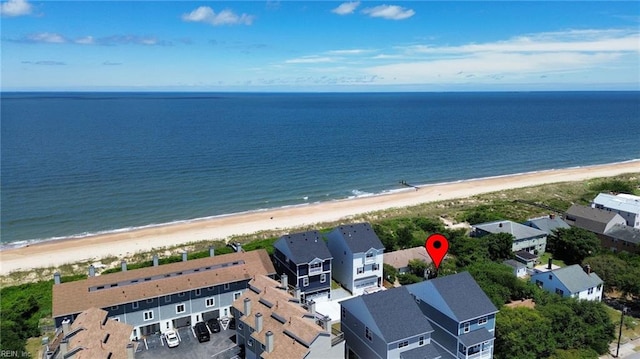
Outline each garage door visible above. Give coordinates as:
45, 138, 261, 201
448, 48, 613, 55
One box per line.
202, 310, 220, 321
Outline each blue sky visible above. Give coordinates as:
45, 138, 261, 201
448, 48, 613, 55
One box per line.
1, 1, 639, 91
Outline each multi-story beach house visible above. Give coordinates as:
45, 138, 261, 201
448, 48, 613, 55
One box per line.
406, 272, 499, 359
523, 214, 570, 236
326, 222, 385, 295
530, 264, 604, 301
592, 193, 640, 228
272, 230, 333, 303
473, 220, 547, 255
564, 204, 626, 235
340, 287, 441, 359
231, 275, 343, 359
47, 307, 136, 359
52, 249, 275, 340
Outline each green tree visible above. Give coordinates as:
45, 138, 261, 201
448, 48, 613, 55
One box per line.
549, 348, 599, 359
396, 226, 414, 249
481, 232, 514, 261
397, 273, 423, 285
383, 263, 398, 283
413, 217, 445, 234
548, 227, 601, 265
373, 223, 397, 252
461, 205, 504, 225
450, 236, 489, 268
495, 307, 556, 359
407, 259, 427, 277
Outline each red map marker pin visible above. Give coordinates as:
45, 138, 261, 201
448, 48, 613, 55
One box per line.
425, 233, 449, 270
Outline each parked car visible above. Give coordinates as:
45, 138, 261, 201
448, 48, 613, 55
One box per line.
207, 318, 221, 333
194, 322, 210, 342
229, 317, 236, 330
164, 330, 180, 348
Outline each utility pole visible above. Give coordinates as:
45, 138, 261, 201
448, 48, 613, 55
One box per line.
615, 306, 628, 357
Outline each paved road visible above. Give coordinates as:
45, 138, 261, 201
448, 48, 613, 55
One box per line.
600, 337, 640, 359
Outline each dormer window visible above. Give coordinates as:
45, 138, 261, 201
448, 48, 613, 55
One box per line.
365, 249, 376, 264
309, 259, 322, 274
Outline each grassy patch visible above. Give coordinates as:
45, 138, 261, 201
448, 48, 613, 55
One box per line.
605, 305, 640, 343
539, 252, 566, 268
26, 337, 42, 358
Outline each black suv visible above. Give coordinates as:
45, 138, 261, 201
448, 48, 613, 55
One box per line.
194, 322, 210, 342
207, 318, 221, 333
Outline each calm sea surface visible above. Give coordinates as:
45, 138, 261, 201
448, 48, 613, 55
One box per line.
1, 92, 639, 246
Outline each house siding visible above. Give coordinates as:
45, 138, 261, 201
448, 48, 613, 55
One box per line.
342, 307, 388, 359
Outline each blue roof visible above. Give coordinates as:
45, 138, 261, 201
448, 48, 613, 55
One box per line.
330, 222, 384, 253
458, 328, 494, 347
524, 216, 570, 235
341, 287, 433, 343
407, 272, 498, 323
274, 230, 332, 264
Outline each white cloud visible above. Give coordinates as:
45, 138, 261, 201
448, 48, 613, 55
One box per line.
182, 6, 254, 26
332, 1, 360, 15
326, 49, 374, 55
362, 5, 414, 20
74, 36, 95, 45
26, 32, 67, 43
285, 56, 335, 64
1, 0, 32, 17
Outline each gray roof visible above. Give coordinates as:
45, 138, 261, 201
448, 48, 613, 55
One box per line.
400, 343, 443, 359
274, 230, 332, 264
407, 272, 498, 323
514, 250, 537, 261
503, 259, 526, 269
564, 204, 625, 234
593, 193, 640, 214
474, 220, 546, 240
331, 222, 384, 253
458, 328, 494, 347
551, 264, 603, 293
524, 216, 570, 235
604, 224, 640, 245
341, 287, 433, 343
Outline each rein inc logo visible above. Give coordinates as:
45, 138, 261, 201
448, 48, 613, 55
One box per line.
0, 351, 30, 358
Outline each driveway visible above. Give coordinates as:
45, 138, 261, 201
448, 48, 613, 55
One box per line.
136, 326, 240, 359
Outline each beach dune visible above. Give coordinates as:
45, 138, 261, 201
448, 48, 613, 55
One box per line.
1, 160, 638, 275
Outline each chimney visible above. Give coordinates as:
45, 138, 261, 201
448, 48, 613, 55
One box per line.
549, 214, 556, 219
265, 331, 274, 353
281, 274, 288, 289
121, 260, 127, 272
209, 246, 215, 257
54, 272, 61, 285
243, 298, 251, 316
255, 312, 263, 333
182, 251, 188, 262
498, 222, 503, 228
61, 319, 71, 334
308, 300, 316, 316
235, 243, 242, 253
584, 264, 591, 274
294, 287, 301, 301
126, 343, 135, 359
322, 316, 331, 332
59, 339, 68, 356
153, 254, 159, 267
547, 257, 552, 270
88, 265, 96, 277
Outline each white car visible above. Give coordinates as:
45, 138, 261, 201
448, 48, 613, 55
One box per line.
164, 330, 180, 348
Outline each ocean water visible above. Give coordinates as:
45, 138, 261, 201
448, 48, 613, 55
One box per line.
1, 92, 639, 246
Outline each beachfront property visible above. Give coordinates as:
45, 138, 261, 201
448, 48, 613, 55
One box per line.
523, 214, 570, 235
530, 264, 603, 301
52, 250, 275, 340
326, 222, 385, 295
472, 220, 548, 255
272, 230, 333, 303
406, 272, 499, 359
564, 204, 626, 235
592, 193, 640, 228
47, 307, 136, 359
231, 275, 343, 359
383, 246, 432, 276
340, 287, 440, 359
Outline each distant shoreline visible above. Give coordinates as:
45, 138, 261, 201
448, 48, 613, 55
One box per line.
0, 159, 638, 275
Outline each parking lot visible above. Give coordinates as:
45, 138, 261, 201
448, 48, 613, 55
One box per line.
136, 325, 241, 359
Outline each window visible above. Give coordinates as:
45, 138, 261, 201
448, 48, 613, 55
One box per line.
320, 274, 326, 283
205, 297, 215, 308
548, 274, 552, 280
146, 299, 153, 304
478, 316, 487, 325
366, 251, 374, 258
309, 262, 322, 274
398, 341, 409, 348
597, 284, 602, 291
419, 336, 424, 345
195, 289, 201, 296
176, 304, 185, 314
248, 339, 254, 347
555, 288, 564, 296
143, 311, 153, 321
132, 302, 139, 310
110, 305, 118, 310
535, 280, 543, 288
164, 295, 171, 303
223, 283, 230, 290
238, 323, 243, 330
365, 327, 372, 341
342, 307, 346, 319
234, 291, 242, 300
303, 277, 309, 287
178, 292, 186, 298
357, 267, 364, 274
463, 322, 470, 333
588, 287, 594, 295
372, 264, 379, 271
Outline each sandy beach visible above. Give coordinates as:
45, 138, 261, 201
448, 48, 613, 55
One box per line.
1, 160, 638, 275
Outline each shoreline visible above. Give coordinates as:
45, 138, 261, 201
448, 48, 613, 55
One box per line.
1, 160, 638, 275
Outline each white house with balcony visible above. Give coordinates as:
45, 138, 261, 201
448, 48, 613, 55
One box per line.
326, 222, 385, 295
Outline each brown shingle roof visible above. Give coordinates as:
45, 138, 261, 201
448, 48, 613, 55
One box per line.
383, 246, 431, 269
233, 275, 326, 359
53, 250, 275, 318
60, 307, 135, 359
